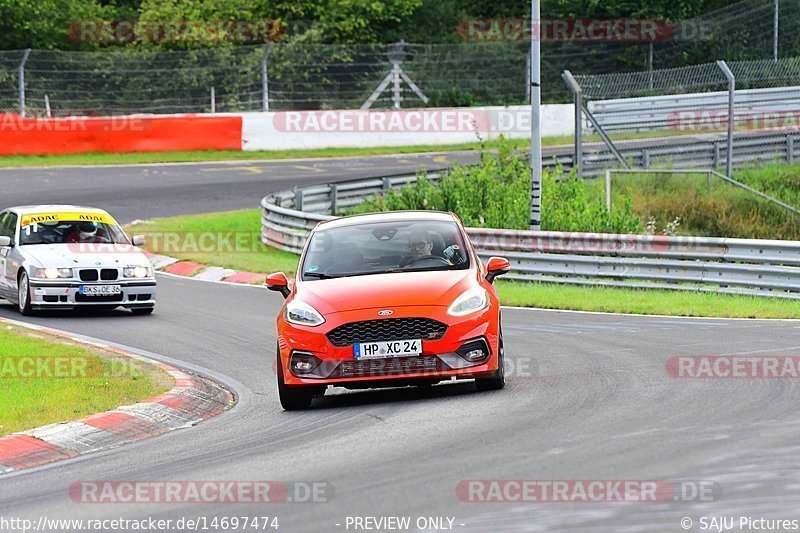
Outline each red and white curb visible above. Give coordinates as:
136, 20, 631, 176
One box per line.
144, 251, 265, 285
0, 318, 235, 474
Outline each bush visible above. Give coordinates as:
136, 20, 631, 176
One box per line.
347, 138, 640, 233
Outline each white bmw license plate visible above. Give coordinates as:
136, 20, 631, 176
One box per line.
354, 339, 422, 359
79, 285, 122, 296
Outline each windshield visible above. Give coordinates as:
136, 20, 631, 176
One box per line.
19, 220, 130, 246
301, 219, 471, 280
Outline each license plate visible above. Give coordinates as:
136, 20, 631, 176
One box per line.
79, 285, 121, 296
354, 339, 422, 359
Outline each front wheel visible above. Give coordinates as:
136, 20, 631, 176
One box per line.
277, 345, 314, 410
17, 272, 33, 316
475, 329, 505, 392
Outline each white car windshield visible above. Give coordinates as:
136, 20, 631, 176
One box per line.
19, 221, 130, 245
301, 220, 470, 279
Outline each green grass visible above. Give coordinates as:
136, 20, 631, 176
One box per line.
127, 209, 299, 277
128, 209, 800, 319
0, 325, 173, 436
0, 129, 692, 168
496, 281, 800, 319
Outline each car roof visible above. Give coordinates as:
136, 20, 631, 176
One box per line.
4, 205, 111, 216
316, 210, 457, 230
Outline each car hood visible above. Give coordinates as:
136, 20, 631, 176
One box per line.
21, 243, 151, 269
295, 269, 477, 314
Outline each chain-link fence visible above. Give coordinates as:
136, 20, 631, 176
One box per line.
0, 0, 797, 117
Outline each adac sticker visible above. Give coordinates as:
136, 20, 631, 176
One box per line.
20, 212, 115, 227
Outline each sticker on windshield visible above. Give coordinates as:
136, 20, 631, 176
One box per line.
20, 212, 115, 227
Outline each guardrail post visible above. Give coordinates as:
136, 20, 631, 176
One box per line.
605, 169, 612, 213
712, 142, 720, 168
787, 134, 794, 163
330, 184, 338, 215
642, 149, 650, 169
716, 60, 735, 177
382, 177, 392, 192
293, 187, 304, 211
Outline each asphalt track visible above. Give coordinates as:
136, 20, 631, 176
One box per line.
1, 148, 800, 532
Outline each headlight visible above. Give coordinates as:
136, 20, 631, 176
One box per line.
34, 268, 72, 279
123, 266, 152, 278
285, 300, 325, 327
447, 287, 489, 316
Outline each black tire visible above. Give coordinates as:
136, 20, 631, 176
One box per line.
17, 271, 33, 316
131, 307, 155, 316
277, 345, 314, 410
475, 326, 505, 392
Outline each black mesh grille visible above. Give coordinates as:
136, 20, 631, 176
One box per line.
100, 269, 118, 280
327, 318, 448, 347
333, 355, 442, 378
79, 269, 99, 281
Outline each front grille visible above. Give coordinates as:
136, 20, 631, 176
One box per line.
326, 318, 448, 347
100, 269, 118, 280
75, 293, 124, 303
333, 355, 442, 378
79, 269, 99, 281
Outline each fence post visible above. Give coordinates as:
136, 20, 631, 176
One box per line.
210, 87, 216, 113
330, 184, 338, 215
642, 149, 650, 169
18, 49, 31, 118
787, 134, 794, 163
390, 41, 405, 109
716, 60, 735, 177
648, 41, 654, 90
562, 70, 583, 176
774, 0, 779, 62
261, 44, 273, 111
44, 94, 51, 118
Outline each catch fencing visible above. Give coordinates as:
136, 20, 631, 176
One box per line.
260, 173, 800, 299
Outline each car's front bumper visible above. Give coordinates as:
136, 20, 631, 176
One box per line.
277, 305, 500, 388
28, 279, 157, 309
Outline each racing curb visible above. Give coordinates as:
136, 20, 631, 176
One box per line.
0, 318, 235, 474
145, 251, 265, 284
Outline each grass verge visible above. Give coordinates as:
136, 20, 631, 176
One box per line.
0, 324, 173, 436
128, 209, 800, 319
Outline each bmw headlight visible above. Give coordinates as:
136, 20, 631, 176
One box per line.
123, 266, 152, 278
447, 287, 489, 316
34, 268, 73, 279
285, 300, 325, 327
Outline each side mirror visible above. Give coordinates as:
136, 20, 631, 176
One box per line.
265, 272, 291, 298
485, 256, 511, 283
131, 235, 145, 246
0, 236, 10, 247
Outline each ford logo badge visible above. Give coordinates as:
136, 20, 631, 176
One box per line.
378, 310, 393, 316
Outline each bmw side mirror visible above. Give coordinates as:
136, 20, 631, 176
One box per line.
0, 236, 10, 247
131, 235, 145, 246
266, 272, 291, 298
485, 256, 511, 283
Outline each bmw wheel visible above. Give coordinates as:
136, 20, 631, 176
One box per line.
18, 271, 33, 316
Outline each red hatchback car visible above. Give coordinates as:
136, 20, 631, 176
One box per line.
266, 211, 511, 410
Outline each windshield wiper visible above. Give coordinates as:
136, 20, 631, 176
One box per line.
303, 272, 339, 279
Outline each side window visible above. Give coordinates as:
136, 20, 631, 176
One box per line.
1, 213, 18, 244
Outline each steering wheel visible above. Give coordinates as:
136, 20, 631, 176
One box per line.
406, 255, 450, 267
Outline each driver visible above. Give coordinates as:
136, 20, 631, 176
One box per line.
67, 221, 105, 243
401, 231, 446, 267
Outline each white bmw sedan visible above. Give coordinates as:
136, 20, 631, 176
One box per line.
0, 205, 156, 315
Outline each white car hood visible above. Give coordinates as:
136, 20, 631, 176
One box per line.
21, 243, 151, 269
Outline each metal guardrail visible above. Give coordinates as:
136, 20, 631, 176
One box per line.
261, 173, 800, 299
575, 130, 800, 178
587, 86, 800, 133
